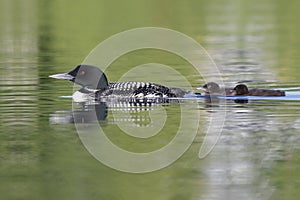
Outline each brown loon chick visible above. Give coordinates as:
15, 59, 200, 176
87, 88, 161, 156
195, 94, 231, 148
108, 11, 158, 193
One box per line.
198, 82, 234, 96
232, 84, 285, 96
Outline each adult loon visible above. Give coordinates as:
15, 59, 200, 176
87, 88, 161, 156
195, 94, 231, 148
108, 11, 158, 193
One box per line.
49, 64, 195, 100
232, 84, 285, 96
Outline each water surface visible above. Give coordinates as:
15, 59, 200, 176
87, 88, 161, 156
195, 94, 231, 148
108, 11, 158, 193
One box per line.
1, 0, 300, 200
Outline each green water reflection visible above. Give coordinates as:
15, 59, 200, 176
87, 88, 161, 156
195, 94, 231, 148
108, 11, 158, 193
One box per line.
1, 0, 300, 200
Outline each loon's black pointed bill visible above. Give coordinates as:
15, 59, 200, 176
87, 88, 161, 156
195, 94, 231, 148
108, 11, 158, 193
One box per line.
49, 73, 74, 81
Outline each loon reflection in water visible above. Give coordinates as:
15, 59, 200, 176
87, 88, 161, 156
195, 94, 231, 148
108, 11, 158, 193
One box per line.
49, 99, 172, 125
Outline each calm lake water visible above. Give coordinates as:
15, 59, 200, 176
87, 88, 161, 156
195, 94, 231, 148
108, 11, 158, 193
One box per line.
1, 0, 300, 200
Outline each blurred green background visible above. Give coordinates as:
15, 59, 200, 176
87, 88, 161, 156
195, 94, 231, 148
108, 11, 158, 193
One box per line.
1, 0, 300, 200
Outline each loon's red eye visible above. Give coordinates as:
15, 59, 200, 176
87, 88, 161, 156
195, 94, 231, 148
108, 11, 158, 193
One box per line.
79, 71, 85, 76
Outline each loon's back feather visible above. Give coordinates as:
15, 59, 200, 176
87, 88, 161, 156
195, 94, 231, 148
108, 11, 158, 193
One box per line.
97, 81, 182, 98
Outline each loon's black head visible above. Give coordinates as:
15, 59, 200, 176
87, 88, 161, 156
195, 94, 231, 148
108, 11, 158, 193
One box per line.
49, 65, 109, 89
233, 84, 249, 95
